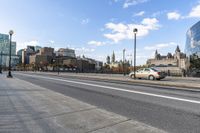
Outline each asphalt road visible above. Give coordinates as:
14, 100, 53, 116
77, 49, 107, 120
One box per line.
14, 72, 200, 133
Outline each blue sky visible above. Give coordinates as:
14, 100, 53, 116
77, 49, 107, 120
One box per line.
1, 0, 200, 65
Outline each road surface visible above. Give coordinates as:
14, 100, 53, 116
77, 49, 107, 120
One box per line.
14, 72, 200, 133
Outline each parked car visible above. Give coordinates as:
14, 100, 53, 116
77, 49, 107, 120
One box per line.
129, 68, 166, 80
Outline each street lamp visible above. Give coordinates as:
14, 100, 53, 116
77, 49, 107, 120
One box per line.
53, 58, 59, 75
123, 49, 126, 76
0, 51, 2, 74
7, 30, 14, 78
133, 28, 138, 79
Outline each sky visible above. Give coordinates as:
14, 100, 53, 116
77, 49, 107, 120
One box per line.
0, 0, 200, 65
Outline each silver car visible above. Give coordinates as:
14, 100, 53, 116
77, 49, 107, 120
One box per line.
129, 68, 166, 80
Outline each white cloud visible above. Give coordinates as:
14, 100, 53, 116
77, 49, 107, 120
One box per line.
88, 41, 106, 46
167, 11, 181, 20
167, 2, 200, 20
81, 18, 90, 25
141, 18, 159, 29
104, 18, 160, 43
17, 40, 39, 51
134, 11, 145, 16
151, 10, 167, 17
49, 40, 55, 44
105, 23, 128, 33
73, 47, 95, 53
73, 47, 95, 59
188, 4, 200, 18
123, 0, 149, 8
144, 42, 177, 50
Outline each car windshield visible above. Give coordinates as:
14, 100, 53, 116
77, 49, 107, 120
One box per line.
137, 69, 144, 72
150, 68, 159, 72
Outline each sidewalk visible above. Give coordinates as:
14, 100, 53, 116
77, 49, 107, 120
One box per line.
20, 71, 200, 90
0, 74, 165, 133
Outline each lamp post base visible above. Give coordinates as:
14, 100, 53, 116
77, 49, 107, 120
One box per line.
0, 66, 2, 74
7, 71, 13, 78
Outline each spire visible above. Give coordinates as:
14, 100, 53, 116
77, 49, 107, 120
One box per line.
175, 45, 180, 53
112, 51, 115, 63
106, 55, 110, 64
155, 49, 158, 55
155, 49, 158, 59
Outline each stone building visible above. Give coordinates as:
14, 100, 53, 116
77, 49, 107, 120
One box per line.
29, 47, 54, 67
147, 46, 189, 75
56, 48, 75, 58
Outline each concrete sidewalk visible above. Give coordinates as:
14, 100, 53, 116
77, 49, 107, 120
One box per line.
0, 74, 166, 133
19, 71, 200, 90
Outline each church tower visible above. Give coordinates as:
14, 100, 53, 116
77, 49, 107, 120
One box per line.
111, 51, 115, 63
106, 56, 110, 64
155, 49, 158, 59
175, 45, 181, 59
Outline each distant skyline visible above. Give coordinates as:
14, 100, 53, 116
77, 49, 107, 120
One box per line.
1, 0, 200, 65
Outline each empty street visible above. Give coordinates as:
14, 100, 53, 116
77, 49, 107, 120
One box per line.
13, 72, 200, 133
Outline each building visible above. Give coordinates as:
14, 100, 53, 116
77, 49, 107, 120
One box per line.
0, 33, 18, 67
56, 48, 76, 57
185, 21, 200, 57
106, 51, 120, 68
17, 49, 23, 64
106, 51, 130, 68
106, 55, 110, 64
35, 46, 42, 52
21, 46, 38, 64
29, 47, 54, 66
185, 21, 200, 76
111, 51, 115, 63
39, 47, 54, 56
147, 46, 188, 76
63, 58, 77, 68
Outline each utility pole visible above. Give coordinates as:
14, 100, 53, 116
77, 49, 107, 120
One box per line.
123, 49, 125, 76
133, 28, 138, 79
57, 58, 59, 75
7, 30, 13, 78
0, 51, 2, 74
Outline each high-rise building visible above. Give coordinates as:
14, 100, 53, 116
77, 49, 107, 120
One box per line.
35, 46, 42, 52
29, 47, 54, 67
185, 21, 200, 57
39, 47, 54, 56
17, 49, 23, 64
185, 21, 200, 76
56, 48, 76, 57
0, 33, 18, 67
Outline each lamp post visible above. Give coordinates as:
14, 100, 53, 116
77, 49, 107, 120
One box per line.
57, 58, 59, 75
7, 30, 14, 78
133, 28, 138, 79
123, 49, 125, 76
0, 51, 2, 74
53, 58, 59, 75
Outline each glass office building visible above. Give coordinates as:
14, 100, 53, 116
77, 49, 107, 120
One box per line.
185, 21, 200, 76
0, 33, 18, 67
185, 21, 200, 57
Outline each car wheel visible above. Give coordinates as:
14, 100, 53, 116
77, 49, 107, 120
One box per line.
148, 75, 155, 80
130, 74, 135, 79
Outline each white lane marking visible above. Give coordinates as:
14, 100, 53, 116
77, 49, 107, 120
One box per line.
16, 73, 200, 104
